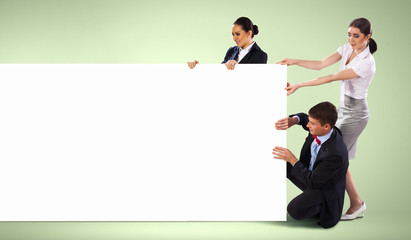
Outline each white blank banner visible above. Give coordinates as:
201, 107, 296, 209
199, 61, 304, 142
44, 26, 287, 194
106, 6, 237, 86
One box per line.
0, 64, 286, 221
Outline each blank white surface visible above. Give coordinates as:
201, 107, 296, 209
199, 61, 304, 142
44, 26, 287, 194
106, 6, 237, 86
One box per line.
0, 64, 286, 221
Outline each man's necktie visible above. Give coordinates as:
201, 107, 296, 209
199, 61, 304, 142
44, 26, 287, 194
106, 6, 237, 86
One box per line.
313, 135, 321, 145
309, 135, 321, 170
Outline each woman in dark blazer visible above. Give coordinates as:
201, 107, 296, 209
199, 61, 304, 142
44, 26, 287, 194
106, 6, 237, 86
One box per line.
188, 17, 267, 70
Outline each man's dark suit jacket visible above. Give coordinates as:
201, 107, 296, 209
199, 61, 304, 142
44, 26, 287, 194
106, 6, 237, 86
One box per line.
288, 113, 349, 228
221, 42, 267, 64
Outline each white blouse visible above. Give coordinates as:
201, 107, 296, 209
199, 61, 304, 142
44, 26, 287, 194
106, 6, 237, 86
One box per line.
236, 42, 255, 63
337, 43, 376, 101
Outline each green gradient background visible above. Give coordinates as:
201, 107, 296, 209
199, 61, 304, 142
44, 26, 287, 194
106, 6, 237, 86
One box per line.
0, 0, 410, 239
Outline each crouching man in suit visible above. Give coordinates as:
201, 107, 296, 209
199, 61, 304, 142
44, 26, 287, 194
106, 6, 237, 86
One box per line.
272, 101, 348, 228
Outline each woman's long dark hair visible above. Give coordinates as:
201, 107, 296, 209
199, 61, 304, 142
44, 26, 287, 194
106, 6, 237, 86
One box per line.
349, 18, 377, 54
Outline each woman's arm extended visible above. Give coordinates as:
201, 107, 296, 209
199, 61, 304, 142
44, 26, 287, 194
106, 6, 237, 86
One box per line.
286, 68, 359, 95
277, 52, 342, 70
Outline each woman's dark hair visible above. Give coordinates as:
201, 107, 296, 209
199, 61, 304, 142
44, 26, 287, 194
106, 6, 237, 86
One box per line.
234, 17, 259, 38
349, 18, 377, 54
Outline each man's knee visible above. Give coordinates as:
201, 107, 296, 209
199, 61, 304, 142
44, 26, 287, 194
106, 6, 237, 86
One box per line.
287, 194, 322, 220
287, 201, 305, 220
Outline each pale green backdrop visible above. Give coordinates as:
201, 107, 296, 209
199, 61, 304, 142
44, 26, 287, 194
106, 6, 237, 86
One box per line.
0, 0, 410, 239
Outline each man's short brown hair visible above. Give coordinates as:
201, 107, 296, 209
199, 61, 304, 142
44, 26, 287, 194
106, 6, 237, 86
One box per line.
308, 102, 338, 128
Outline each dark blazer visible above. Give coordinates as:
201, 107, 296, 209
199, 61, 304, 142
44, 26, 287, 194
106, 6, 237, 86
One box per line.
221, 42, 267, 64
287, 113, 349, 228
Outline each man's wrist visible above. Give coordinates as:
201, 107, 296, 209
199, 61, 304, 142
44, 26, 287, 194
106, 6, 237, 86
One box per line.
291, 115, 300, 124
290, 157, 299, 166
292, 116, 299, 125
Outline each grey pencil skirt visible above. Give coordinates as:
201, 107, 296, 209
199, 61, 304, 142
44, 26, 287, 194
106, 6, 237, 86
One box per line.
335, 95, 369, 160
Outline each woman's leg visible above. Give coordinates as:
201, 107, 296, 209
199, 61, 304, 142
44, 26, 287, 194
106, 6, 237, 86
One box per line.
337, 96, 369, 215
345, 168, 363, 214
